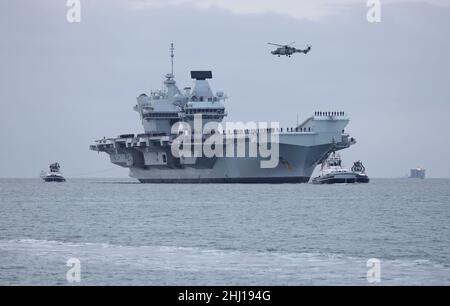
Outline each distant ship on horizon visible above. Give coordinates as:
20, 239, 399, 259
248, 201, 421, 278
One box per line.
409, 167, 426, 179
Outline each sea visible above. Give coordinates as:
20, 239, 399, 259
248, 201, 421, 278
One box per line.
0, 178, 449, 285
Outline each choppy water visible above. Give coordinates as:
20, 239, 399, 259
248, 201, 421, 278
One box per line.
0, 178, 449, 285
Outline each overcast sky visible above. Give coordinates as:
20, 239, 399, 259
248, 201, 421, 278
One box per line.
1, 0, 449, 178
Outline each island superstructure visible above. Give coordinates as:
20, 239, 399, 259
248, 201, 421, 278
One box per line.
90, 44, 356, 183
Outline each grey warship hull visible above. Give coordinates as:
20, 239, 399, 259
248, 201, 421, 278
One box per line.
131, 143, 329, 183
92, 129, 354, 184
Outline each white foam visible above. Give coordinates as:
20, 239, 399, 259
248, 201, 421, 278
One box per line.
1, 239, 449, 285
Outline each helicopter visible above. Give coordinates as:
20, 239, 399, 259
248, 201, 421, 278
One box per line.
268, 42, 311, 57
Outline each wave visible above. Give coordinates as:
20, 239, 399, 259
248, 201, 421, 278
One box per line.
1, 239, 449, 285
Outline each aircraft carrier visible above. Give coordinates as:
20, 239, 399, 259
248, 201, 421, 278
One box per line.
90, 44, 356, 183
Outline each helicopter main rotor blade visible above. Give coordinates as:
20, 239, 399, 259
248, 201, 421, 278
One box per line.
268, 43, 284, 47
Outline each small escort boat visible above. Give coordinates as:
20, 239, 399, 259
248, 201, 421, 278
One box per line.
312, 153, 369, 184
40, 162, 66, 182
312, 153, 356, 184
351, 160, 370, 183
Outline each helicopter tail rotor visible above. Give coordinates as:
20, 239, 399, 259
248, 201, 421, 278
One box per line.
297, 45, 311, 54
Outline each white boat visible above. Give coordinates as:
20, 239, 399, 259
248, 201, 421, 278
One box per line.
40, 162, 66, 182
312, 153, 369, 184
351, 160, 370, 183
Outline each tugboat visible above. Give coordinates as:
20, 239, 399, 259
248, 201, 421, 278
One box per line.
40, 162, 66, 182
351, 160, 370, 183
311, 152, 357, 184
